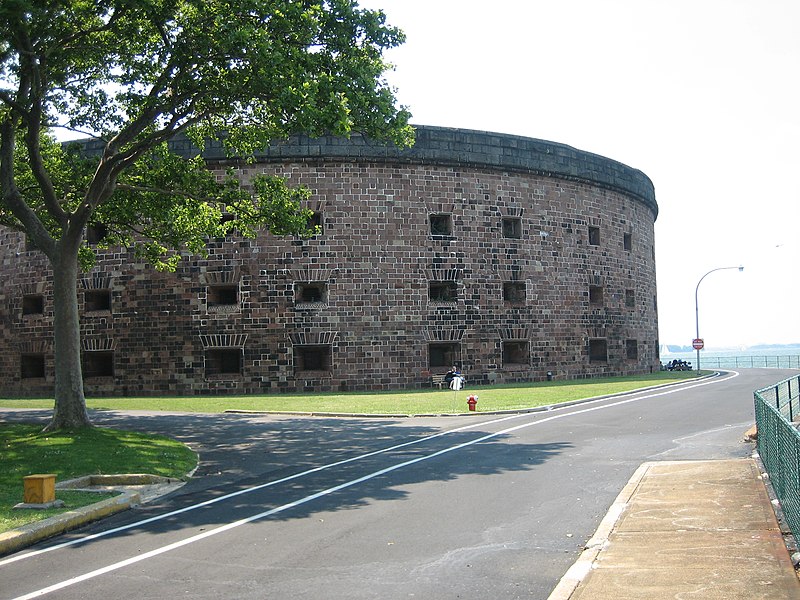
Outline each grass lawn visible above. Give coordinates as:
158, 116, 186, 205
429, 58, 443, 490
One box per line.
0, 424, 197, 534
0, 372, 699, 416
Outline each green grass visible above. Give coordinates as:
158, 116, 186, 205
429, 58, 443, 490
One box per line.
0, 371, 698, 416
0, 424, 197, 533
1, 490, 120, 532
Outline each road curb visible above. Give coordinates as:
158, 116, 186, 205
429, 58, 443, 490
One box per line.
0, 474, 186, 558
546, 462, 651, 600
0, 490, 140, 557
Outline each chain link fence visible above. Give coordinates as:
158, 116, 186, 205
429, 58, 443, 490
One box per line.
754, 374, 800, 543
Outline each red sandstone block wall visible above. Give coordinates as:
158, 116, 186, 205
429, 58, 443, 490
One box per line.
0, 158, 658, 397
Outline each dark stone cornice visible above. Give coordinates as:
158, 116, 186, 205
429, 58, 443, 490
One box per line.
83, 125, 659, 218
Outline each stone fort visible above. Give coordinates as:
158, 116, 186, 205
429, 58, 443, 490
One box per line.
0, 126, 659, 396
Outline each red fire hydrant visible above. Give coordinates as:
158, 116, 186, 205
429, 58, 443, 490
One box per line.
467, 395, 478, 411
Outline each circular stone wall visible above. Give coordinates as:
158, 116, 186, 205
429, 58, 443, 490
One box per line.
0, 126, 659, 396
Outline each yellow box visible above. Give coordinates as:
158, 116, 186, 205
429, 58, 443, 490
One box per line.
23, 474, 57, 504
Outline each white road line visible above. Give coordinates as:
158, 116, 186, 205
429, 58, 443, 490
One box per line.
5, 372, 735, 600
0, 373, 729, 571
0, 412, 525, 567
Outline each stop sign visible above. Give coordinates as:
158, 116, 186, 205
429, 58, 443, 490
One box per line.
692, 338, 704, 350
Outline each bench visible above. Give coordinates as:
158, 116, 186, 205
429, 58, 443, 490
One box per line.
431, 374, 447, 389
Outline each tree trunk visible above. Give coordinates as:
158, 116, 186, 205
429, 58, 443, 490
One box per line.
45, 250, 92, 431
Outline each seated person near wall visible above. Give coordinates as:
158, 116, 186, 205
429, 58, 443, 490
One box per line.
444, 365, 460, 384
444, 365, 465, 389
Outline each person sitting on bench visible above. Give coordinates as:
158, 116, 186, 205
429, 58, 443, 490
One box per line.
444, 365, 464, 389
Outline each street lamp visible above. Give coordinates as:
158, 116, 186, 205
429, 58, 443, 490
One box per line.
694, 266, 744, 373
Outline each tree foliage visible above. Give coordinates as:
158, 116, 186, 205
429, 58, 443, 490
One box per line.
0, 0, 413, 430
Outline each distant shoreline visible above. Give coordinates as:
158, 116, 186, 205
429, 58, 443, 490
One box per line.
660, 346, 800, 371
662, 344, 800, 354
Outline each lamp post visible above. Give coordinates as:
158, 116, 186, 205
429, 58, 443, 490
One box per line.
694, 266, 744, 373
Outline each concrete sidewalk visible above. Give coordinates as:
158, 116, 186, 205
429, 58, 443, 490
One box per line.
549, 459, 800, 599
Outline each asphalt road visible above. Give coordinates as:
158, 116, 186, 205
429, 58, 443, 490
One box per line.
0, 368, 793, 600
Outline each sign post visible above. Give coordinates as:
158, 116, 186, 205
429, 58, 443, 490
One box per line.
694, 266, 743, 376
692, 338, 704, 373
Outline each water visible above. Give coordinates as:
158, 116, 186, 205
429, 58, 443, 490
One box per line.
660, 346, 800, 370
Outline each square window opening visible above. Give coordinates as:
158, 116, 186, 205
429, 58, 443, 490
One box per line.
623, 233, 632, 252
589, 339, 608, 362
208, 285, 238, 307
625, 289, 635, 308
205, 348, 242, 376
429, 281, 457, 303
428, 343, 460, 369
430, 213, 453, 236
86, 223, 108, 245
215, 213, 235, 239
503, 281, 526, 304
589, 285, 604, 306
502, 217, 522, 239
295, 345, 332, 372
626, 339, 639, 360
307, 211, 323, 235
83, 351, 114, 378
503, 341, 529, 366
296, 282, 327, 304
588, 226, 601, 246
21, 354, 45, 379
85, 290, 111, 312
22, 294, 44, 316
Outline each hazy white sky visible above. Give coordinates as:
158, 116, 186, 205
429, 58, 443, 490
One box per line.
360, 0, 800, 349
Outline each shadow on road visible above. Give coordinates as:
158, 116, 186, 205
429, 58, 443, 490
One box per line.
1, 408, 571, 546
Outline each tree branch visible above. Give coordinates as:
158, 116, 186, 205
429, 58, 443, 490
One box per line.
0, 119, 57, 256
50, 5, 130, 59
107, 110, 206, 179
0, 89, 29, 116
48, 122, 106, 142
13, 29, 69, 228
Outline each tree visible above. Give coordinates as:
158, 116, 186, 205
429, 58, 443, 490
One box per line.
0, 0, 413, 431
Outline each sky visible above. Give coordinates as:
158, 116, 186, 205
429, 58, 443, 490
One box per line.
359, 0, 800, 349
